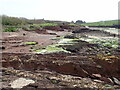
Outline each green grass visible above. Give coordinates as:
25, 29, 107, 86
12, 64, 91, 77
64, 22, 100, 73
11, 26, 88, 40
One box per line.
3, 27, 18, 32
39, 23, 58, 27
81, 20, 120, 26
68, 23, 77, 26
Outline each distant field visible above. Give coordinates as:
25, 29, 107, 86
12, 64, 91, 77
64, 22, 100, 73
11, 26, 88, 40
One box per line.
39, 23, 58, 27
81, 20, 120, 26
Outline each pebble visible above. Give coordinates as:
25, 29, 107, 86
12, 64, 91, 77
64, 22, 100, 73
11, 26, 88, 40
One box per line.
92, 74, 101, 78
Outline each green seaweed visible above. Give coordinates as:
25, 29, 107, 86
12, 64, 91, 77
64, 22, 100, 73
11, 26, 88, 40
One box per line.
34, 46, 70, 54
79, 37, 118, 48
31, 38, 80, 54
23, 42, 38, 45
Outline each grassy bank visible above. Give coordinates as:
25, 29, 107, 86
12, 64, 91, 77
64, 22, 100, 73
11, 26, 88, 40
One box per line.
81, 20, 120, 26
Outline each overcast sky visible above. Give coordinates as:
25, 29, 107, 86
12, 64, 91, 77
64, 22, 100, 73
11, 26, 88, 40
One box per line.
0, 0, 119, 22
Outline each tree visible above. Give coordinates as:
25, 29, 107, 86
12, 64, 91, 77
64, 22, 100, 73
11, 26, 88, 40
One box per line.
71, 21, 74, 23
75, 20, 86, 24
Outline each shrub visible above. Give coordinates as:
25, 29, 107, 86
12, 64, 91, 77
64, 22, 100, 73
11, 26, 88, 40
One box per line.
22, 25, 41, 31
29, 25, 41, 30
2, 15, 22, 25
3, 27, 18, 32
22, 26, 30, 30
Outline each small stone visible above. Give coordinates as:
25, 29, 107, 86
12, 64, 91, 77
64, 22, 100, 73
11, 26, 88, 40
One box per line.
113, 77, 120, 85
92, 74, 101, 78
96, 65, 102, 68
93, 79, 103, 83
73, 85, 77, 87
51, 79, 60, 84
0, 46, 5, 50
23, 33, 26, 36
108, 78, 114, 84
10, 78, 35, 89
84, 85, 88, 88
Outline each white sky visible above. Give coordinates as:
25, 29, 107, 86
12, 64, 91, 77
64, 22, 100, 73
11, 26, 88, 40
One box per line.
0, 0, 119, 22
